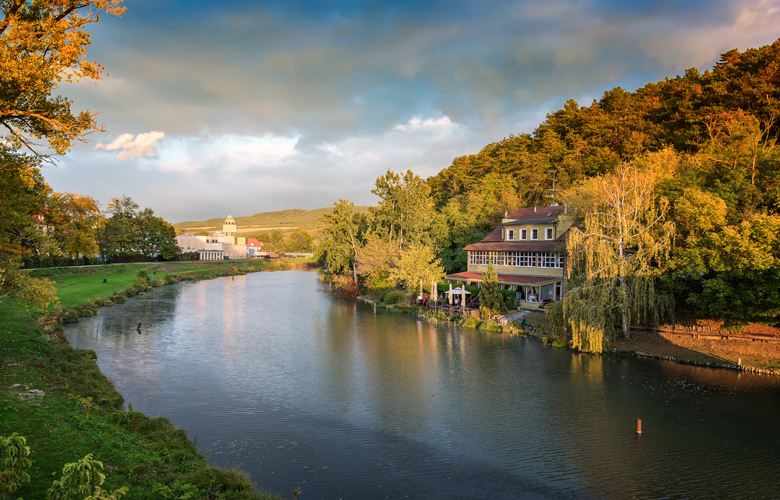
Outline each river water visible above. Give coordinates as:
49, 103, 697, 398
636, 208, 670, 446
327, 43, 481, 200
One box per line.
65, 271, 780, 499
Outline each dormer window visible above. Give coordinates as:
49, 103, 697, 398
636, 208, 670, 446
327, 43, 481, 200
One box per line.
531, 228, 538, 240
507, 229, 514, 241
545, 227, 554, 240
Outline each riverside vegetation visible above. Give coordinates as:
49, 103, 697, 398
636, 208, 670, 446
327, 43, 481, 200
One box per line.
1, 259, 313, 499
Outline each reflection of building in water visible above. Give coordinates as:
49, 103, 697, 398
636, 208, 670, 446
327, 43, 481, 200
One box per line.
177, 215, 265, 260
446, 205, 573, 309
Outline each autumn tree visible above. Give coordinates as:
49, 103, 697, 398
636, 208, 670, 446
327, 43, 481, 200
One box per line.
355, 229, 399, 293
389, 243, 444, 295
0, 0, 124, 155
550, 164, 674, 352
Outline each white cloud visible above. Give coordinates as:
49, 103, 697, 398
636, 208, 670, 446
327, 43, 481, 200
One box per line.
95, 131, 166, 160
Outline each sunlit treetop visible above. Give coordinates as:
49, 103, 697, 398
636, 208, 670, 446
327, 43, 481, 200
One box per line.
0, 0, 124, 156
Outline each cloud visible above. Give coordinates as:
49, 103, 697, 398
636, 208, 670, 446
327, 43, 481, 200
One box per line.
95, 131, 166, 160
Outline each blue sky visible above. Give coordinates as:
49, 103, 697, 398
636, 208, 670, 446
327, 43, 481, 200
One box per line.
45, 0, 780, 223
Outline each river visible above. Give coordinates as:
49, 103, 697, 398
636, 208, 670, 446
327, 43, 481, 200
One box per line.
65, 270, 780, 499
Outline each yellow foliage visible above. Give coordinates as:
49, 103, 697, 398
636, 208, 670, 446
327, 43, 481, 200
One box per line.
0, 0, 124, 155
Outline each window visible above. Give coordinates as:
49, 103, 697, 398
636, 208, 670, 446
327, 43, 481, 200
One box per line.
520, 228, 527, 240
545, 227, 554, 240
507, 229, 514, 241
531, 228, 538, 240
470, 251, 487, 265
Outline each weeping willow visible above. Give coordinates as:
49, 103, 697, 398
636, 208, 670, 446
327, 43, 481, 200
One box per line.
550, 164, 675, 352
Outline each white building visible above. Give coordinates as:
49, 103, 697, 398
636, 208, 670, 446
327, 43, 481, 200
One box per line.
176, 215, 249, 261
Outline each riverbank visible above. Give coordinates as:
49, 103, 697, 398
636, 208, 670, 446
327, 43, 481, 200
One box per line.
381, 299, 780, 376
1, 259, 314, 499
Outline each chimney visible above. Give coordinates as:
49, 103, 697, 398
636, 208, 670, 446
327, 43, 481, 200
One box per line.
534, 206, 537, 213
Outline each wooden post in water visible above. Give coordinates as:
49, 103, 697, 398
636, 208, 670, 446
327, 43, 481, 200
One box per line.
374, 302, 376, 314
636, 418, 642, 435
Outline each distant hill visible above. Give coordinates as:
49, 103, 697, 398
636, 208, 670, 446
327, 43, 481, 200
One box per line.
174, 207, 371, 234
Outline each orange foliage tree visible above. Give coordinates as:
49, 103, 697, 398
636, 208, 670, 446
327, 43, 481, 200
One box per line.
0, 0, 124, 156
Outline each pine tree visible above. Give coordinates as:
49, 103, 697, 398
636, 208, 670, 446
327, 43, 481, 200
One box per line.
478, 263, 503, 320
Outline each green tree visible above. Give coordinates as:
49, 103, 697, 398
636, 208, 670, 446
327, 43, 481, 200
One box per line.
99, 197, 179, 261
478, 263, 503, 319
135, 208, 180, 260
551, 164, 674, 352
371, 169, 434, 248
316, 199, 365, 284
389, 243, 444, 295
285, 229, 314, 253
263, 229, 286, 255
46, 192, 104, 259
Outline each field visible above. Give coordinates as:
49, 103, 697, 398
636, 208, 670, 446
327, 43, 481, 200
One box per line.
173, 206, 371, 235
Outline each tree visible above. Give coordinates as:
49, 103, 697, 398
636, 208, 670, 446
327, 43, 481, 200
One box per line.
316, 199, 365, 284
1, 0, 124, 156
355, 229, 399, 292
46, 192, 103, 259
134, 208, 179, 260
371, 169, 434, 248
478, 263, 503, 319
551, 164, 674, 352
285, 229, 314, 253
389, 243, 444, 295
99, 197, 179, 261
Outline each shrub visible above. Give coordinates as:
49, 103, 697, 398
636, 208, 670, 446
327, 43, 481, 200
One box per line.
47, 453, 128, 500
135, 276, 151, 291
383, 290, 404, 305
62, 312, 79, 324
500, 290, 517, 310
152, 278, 166, 287
462, 318, 482, 329
0, 432, 32, 496
137, 269, 149, 281
112, 294, 127, 304
77, 304, 98, 317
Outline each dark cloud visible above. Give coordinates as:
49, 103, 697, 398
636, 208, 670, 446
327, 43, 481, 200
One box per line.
51, 0, 780, 220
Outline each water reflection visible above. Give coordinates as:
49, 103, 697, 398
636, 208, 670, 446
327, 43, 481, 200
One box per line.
66, 271, 780, 500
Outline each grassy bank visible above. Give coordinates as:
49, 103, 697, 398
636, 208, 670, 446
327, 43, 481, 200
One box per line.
1, 259, 314, 499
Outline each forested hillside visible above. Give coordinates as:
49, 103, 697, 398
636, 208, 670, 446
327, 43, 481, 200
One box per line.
426, 38, 780, 327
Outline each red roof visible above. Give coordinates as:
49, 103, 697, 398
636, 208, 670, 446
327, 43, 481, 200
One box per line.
506, 205, 566, 221
245, 238, 263, 248
446, 271, 561, 285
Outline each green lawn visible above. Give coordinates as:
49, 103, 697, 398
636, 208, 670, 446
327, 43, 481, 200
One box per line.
1, 260, 315, 499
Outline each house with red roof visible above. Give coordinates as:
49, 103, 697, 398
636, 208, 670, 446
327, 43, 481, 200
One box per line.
445, 204, 573, 309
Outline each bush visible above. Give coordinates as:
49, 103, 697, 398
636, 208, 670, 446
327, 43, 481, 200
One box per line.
137, 269, 149, 281
62, 312, 79, 324
0, 433, 32, 496
383, 290, 404, 305
152, 278, 166, 287
112, 294, 127, 304
500, 290, 517, 310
